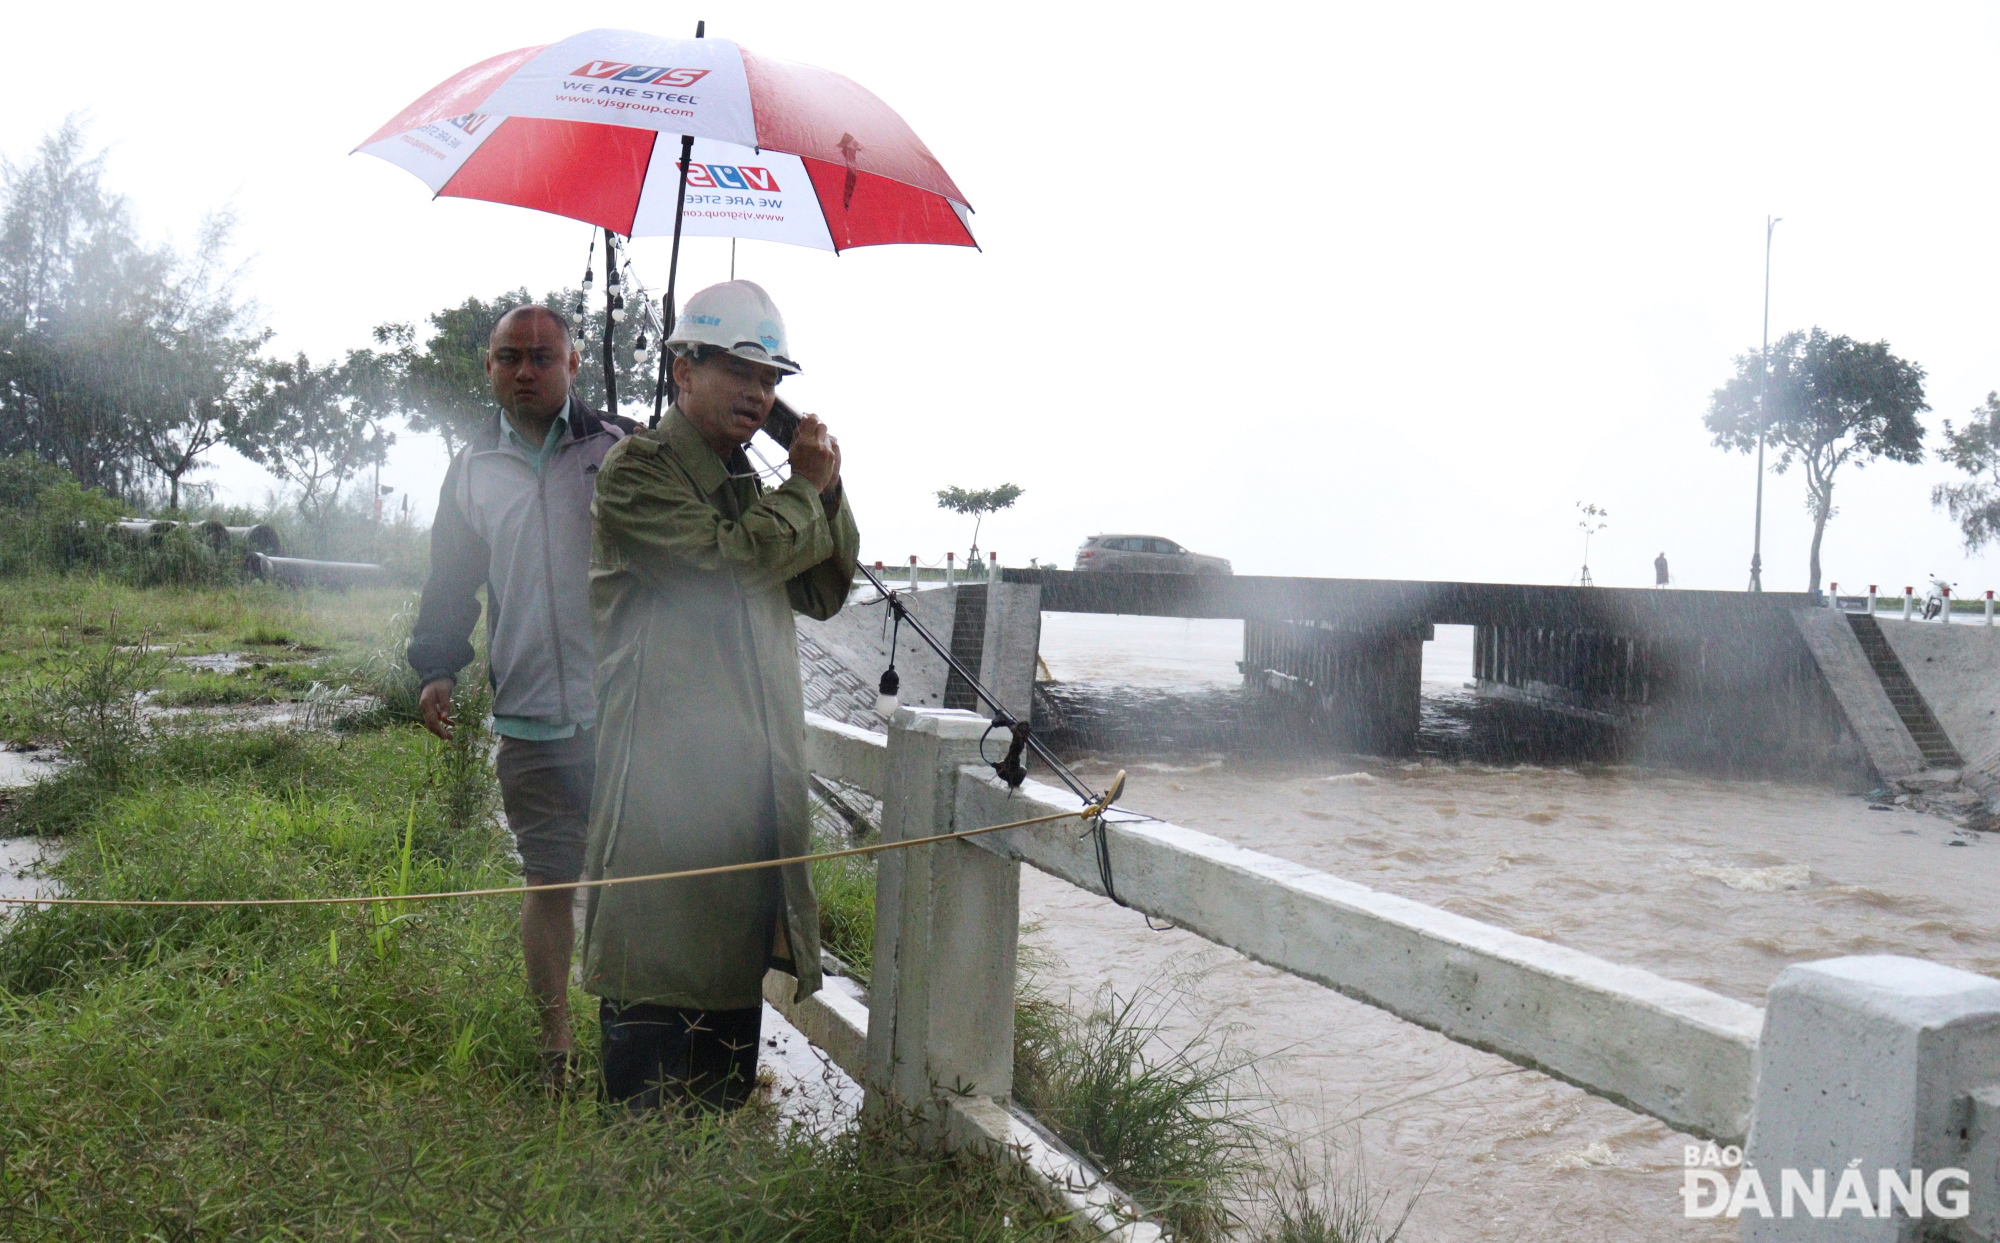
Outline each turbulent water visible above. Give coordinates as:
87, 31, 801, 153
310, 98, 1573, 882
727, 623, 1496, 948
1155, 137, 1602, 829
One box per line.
1024, 614, 2000, 1241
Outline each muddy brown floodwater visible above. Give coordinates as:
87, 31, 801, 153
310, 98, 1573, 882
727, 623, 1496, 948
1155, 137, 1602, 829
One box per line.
1022, 615, 2000, 1241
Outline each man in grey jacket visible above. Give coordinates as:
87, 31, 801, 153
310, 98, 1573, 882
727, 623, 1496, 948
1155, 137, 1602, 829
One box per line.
407, 304, 636, 1084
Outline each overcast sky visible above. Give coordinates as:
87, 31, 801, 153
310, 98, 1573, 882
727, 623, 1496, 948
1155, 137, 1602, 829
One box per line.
8, 1, 2000, 593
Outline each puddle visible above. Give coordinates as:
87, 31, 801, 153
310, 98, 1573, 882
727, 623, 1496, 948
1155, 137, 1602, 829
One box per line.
0, 836, 61, 906
146, 693, 380, 732
177, 651, 253, 674
0, 749, 60, 789
759, 989, 864, 1135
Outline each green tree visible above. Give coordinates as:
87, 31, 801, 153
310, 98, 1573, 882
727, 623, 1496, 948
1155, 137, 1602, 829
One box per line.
384, 285, 658, 453
551, 284, 656, 422
236, 352, 394, 523
936, 483, 1025, 565
1705, 327, 1927, 593
128, 213, 270, 510
0, 119, 265, 501
1932, 391, 2000, 551
389, 290, 524, 455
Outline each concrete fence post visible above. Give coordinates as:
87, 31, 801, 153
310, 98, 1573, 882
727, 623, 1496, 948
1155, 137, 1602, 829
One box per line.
1986, 590, 1994, 626
1869, 585, 1878, 616
1741, 956, 2000, 1242
946, 551, 956, 588
1904, 588, 1915, 622
864, 707, 1020, 1144
909, 555, 920, 593
1944, 586, 1954, 625
1830, 583, 1841, 610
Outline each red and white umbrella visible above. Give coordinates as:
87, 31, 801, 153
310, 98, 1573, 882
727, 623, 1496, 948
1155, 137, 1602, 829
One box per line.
355, 28, 976, 255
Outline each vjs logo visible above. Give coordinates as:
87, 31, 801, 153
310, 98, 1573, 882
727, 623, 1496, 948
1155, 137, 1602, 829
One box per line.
571, 61, 711, 89
685, 163, 780, 193
446, 113, 490, 136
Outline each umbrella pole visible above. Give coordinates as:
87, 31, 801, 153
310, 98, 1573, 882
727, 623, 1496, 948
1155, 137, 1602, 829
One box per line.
601, 226, 618, 417
651, 133, 696, 428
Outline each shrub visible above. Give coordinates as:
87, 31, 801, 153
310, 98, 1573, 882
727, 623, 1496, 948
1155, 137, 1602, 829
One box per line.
0, 457, 121, 575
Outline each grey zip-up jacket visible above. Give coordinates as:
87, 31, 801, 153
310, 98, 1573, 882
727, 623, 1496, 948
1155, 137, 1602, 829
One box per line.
407, 400, 637, 722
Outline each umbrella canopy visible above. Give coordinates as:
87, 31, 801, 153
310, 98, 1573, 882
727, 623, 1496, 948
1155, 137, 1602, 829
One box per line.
356, 28, 976, 253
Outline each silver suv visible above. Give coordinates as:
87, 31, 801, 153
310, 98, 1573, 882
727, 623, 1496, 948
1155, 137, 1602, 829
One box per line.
1074, 534, 1233, 575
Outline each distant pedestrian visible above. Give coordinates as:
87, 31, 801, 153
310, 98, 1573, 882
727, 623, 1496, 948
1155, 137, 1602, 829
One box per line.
407, 304, 638, 1092
1654, 552, 1670, 588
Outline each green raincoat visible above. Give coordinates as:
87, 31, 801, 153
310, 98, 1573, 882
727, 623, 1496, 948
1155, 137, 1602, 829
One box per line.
580, 408, 859, 1010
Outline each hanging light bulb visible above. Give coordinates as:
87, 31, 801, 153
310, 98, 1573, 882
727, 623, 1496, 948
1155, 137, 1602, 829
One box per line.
610, 293, 626, 324
580, 264, 595, 298
875, 667, 901, 718
633, 332, 650, 362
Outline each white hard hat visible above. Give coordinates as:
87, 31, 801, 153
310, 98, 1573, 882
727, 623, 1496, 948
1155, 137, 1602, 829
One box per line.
665, 280, 800, 375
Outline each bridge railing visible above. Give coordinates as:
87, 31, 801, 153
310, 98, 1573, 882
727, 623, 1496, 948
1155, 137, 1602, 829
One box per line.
783, 707, 2000, 1241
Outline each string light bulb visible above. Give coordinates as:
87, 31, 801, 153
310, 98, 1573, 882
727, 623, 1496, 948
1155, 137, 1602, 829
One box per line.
875, 667, 900, 718
580, 264, 595, 298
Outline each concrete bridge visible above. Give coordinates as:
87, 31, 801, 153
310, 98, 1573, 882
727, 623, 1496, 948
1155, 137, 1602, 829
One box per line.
999, 569, 1863, 775
808, 569, 1960, 783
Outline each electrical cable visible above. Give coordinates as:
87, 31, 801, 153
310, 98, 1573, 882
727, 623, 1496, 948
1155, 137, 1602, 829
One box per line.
854, 560, 1144, 915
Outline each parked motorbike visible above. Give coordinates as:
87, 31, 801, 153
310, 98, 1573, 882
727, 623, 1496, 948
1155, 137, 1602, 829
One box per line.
1922, 574, 1955, 620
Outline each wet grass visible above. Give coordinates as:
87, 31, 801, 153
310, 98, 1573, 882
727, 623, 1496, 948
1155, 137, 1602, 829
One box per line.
1014, 968, 1268, 1242
1247, 1147, 1416, 1243
150, 671, 277, 708
809, 788, 878, 979
0, 699, 1062, 1238
0, 573, 413, 746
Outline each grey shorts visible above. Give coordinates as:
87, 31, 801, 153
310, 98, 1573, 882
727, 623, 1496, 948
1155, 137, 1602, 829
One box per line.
494, 728, 596, 883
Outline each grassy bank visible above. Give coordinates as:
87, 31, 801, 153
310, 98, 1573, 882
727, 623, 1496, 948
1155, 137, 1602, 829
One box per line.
0, 580, 1060, 1239
0, 575, 1389, 1241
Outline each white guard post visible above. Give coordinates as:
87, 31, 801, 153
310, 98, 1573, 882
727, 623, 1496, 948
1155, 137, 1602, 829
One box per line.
864, 708, 1020, 1142
1744, 956, 2000, 1242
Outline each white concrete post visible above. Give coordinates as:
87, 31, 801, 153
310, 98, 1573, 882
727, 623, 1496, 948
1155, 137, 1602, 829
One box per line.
1943, 587, 1954, 625
1904, 587, 1915, 622
864, 708, 1020, 1141
1830, 583, 1841, 610
1869, 585, 1878, 616
1986, 590, 1994, 626
988, 551, 999, 581
1743, 956, 2000, 1242
1966, 1084, 2000, 1239
909, 555, 920, 593
945, 551, 956, 587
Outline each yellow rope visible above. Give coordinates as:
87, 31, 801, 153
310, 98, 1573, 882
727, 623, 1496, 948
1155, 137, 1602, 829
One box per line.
0, 772, 1127, 911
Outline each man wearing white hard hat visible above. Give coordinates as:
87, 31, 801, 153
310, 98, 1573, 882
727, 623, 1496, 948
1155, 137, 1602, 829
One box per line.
578, 280, 859, 1111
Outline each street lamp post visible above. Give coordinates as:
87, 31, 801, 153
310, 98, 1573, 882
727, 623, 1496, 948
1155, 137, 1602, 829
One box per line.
1749, 215, 1780, 593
